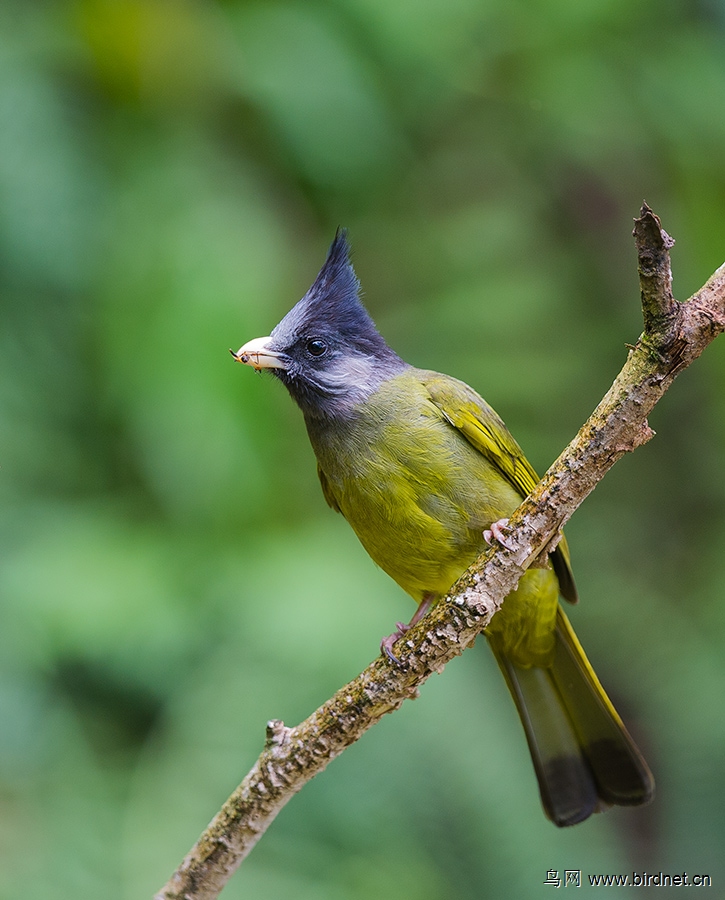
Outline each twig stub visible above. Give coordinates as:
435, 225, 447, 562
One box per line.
633, 201, 678, 338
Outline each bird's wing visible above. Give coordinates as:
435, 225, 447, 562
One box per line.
423, 371, 539, 496
423, 371, 578, 603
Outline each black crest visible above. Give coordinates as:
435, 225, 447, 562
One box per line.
265, 230, 406, 417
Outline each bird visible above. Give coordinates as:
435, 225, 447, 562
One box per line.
230, 230, 654, 826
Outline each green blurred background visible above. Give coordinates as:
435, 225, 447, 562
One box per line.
2, 1, 725, 897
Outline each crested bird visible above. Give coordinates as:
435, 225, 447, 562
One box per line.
231, 231, 654, 826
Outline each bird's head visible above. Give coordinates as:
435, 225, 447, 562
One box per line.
231, 230, 406, 419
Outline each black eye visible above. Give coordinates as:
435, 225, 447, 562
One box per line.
306, 339, 328, 357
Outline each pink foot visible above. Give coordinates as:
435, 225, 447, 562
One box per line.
483, 517, 515, 550
380, 622, 410, 664
380, 593, 437, 665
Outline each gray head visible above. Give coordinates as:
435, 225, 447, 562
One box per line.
232, 230, 407, 419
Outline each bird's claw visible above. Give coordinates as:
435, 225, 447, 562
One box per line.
380, 622, 410, 665
483, 517, 515, 551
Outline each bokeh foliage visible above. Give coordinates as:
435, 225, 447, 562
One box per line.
1, 1, 725, 897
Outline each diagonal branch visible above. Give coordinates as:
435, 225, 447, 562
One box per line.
155, 205, 725, 900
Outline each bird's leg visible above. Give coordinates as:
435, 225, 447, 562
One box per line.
380, 592, 436, 664
483, 517, 515, 550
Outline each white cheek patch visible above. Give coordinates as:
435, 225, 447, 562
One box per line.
319, 353, 381, 405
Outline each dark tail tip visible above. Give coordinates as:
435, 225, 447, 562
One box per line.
541, 754, 600, 827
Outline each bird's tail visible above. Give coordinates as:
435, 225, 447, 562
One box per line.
489, 606, 654, 827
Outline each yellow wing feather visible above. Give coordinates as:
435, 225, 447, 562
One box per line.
422, 370, 577, 603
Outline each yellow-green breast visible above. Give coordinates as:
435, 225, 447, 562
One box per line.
305, 368, 561, 666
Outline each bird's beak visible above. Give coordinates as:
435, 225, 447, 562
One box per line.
229, 336, 286, 371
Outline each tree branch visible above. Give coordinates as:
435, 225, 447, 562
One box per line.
155, 205, 725, 900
